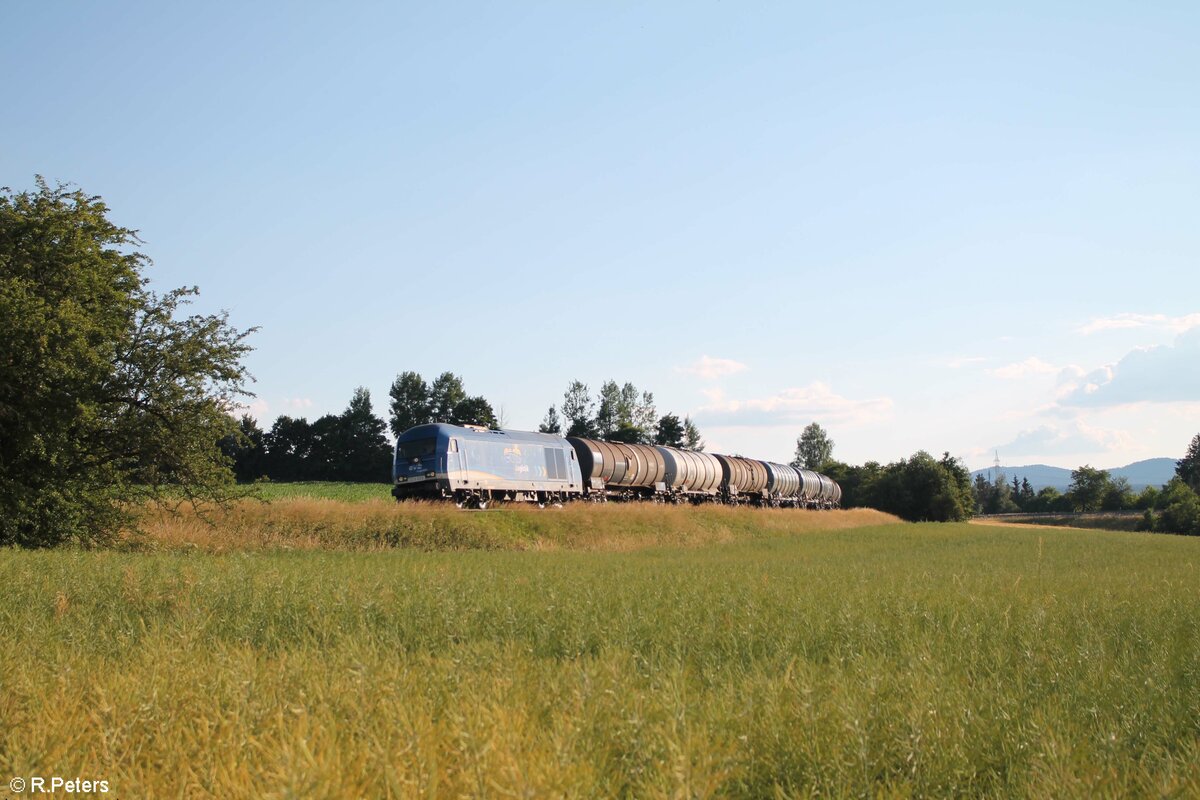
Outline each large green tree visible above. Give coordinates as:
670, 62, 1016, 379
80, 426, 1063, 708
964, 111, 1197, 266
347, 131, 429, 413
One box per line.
1068, 465, 1111, 512
792, 422, 834, 470
428, 372, 467, 422
1178, 433, 1200, 492
388, 370, 430, 437
0, 180, 253, 546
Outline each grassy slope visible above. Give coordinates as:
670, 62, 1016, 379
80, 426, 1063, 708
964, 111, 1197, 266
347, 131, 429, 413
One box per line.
2, 515, 1199, 797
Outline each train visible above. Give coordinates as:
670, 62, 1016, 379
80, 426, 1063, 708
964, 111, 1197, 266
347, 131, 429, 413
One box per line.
391, 422, 841, 510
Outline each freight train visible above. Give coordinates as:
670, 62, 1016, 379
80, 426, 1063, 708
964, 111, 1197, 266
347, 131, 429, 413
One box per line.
392, 422, 841, 510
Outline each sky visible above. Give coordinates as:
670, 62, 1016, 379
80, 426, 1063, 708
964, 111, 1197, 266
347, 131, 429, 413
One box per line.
4, 1, 1198, 471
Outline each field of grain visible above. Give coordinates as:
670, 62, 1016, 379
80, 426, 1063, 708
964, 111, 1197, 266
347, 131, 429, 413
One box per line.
3, 501, 1199, 798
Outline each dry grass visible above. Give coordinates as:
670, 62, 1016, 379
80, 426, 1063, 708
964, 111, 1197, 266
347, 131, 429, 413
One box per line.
4, 523, 1200, 797
131, 498, 901, 553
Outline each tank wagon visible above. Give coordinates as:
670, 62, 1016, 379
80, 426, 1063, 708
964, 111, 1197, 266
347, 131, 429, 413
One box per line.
392, 423, 841, 509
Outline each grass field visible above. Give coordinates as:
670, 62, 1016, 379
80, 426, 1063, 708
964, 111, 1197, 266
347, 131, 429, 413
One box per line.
975, 511, 1146, 532
2, 500, 1199, 798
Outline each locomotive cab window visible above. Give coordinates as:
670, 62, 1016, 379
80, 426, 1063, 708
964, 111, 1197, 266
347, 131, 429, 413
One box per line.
398, 439, 437, 462
449, 438, 458, 453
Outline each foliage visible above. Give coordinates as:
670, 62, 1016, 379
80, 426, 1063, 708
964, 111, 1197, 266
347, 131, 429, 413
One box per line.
0, 179, 253, 547
836, 452, 973, 522
255, 389, 392, 483
220, 415, 266, 482
557, 378, 689, 446
1101, 476, 1135, 511
561, 380, 596, 438
336, 388, 394, 481
428, 372, 467, 423
1068, 465, 1111, 512
1178, 433, 1200, 492
450, 395, 497, 428
387, 371, 430, 437
1153, 478, 1200, 535
538, 406, 562, 434
6, 520, 1200, 796
791, 422, 833, 470
683, 416, 704, 451
654, 413, 685, 447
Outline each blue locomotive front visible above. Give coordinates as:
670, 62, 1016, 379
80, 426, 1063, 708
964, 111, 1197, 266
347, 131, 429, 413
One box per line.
392, 423, 584, 508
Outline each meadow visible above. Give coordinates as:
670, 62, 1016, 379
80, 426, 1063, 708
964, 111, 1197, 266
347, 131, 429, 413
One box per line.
2, 496, 1198, 798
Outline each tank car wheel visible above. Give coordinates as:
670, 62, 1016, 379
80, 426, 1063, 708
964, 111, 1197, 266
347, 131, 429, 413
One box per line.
477, 500, 489, 510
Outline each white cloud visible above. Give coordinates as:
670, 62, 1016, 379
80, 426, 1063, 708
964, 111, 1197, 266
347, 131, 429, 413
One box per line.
675, 355, 749, 380
237, 398, 270, 418
1058, 327, 1200, 407
283, 397, 314, 412
994, 420, 1133, 459
940, 356, 987, 369
988, 357, 1058, 380
695, 381, 893, 428
1076, 312, 1200, 336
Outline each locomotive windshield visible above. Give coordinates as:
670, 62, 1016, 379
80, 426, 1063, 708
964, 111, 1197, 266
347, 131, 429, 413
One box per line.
397, 438, 437, 462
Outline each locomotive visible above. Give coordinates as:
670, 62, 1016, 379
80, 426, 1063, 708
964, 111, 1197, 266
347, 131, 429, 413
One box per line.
392, 422, 842, 510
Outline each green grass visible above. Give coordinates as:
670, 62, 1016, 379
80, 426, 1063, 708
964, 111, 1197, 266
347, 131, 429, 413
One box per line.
981, 511, 1146, 532
2, 521, 1199, 797
245, 480, 394, 503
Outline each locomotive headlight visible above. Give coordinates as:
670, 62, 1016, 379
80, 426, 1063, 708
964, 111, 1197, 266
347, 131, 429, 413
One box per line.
426, 471, 436, 478
396, 476, 407, 483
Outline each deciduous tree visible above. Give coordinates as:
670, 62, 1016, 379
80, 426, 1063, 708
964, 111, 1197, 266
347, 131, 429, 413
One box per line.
792, 422, 833, 470
428, 372, 467, 422
388, 371, 430, 437
1068, 465, 1111, 512
0, 179, 254, 546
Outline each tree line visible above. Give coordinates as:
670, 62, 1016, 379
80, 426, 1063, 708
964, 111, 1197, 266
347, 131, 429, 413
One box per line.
974, 434, 1200, 535
537, 380, 704, 449
789, 424, 976, 523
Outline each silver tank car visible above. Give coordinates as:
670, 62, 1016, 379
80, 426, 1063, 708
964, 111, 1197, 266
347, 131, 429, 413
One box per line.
656, 446, 722, 498
713, 454, 769, 503
762, 461, 802, 506
566, 438, 667, 499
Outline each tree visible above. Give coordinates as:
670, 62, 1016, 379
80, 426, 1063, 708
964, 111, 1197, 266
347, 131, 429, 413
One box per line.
562, 380, 596, 438
655, 414, 685, 447
451, 395, 498, 428
262, 415, 313, 481
1101, 476, 1135, 511
539, 406, 562, 434
683, 416, 704, 451
338, 387, 393, 481
1178, 434, 1200, 492
0, 179, 254, 546
595, 380, 622, 438
1156, 479, 1200, 535
858, 451, 973, 522
428, 372, 467, 422
792, 422, 834, 470
388, 371, 430, 437
220, 415, 266, 483
1068, 465, 1111, 512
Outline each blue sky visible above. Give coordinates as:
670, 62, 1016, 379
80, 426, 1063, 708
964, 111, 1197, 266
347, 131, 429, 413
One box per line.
4, 1, 1198, 470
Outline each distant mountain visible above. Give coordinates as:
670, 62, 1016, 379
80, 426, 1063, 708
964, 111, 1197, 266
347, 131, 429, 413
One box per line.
970, 458, 1178, 492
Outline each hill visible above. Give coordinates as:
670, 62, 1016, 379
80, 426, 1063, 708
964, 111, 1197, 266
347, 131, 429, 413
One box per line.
971, 458, 1177, 491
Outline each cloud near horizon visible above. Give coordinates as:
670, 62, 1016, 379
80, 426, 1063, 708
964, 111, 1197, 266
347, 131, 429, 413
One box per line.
694, 382, 893, 428
993, 420, 1133, 459
1057, 327, 1200, 407
1076, 312, 1200, 336
988, 356, 1058, 380
675, 355, 749, 381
